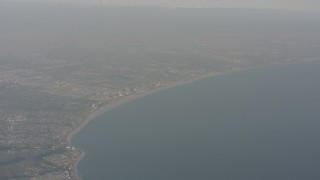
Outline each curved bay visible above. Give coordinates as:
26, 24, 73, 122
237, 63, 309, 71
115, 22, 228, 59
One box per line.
72, 62, 320, 180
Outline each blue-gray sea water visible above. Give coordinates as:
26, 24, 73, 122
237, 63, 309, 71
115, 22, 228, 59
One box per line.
72, 62, 320, 180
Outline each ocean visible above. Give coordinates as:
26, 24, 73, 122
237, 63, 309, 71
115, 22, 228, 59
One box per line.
72, 61, 320, 180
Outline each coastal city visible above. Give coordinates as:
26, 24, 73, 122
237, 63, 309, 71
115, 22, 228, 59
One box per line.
1, 2, 320, 179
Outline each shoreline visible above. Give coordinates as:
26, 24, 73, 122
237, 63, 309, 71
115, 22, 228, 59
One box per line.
66, 70, 225, 143
66, 59, 320, 179
66, 71, 226, 179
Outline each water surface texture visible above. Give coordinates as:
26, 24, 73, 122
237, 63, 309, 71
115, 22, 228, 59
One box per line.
73, 62, 320, 180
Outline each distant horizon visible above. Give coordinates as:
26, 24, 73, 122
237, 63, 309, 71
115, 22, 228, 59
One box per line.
2, 0, 320, 12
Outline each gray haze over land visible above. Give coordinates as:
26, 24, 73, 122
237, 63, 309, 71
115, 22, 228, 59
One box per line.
2, 0, 320, 11
0, 0, 320, 179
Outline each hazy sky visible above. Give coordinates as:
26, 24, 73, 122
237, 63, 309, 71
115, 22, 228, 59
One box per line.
3, 0, 320, 11
99, 0, 319, 10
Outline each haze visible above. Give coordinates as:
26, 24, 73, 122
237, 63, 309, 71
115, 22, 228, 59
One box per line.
3, 0, 320, 11
1, 0, 320, 179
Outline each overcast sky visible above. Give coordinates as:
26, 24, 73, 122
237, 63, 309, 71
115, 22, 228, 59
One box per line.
3, 0, 320, 11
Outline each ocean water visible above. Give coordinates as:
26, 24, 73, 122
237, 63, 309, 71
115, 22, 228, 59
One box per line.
72, 62, 320, 180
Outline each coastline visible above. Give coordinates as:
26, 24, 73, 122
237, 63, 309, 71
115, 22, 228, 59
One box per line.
66, 71, 226, 179
66, 59, 320, 179
66, 70, 225, 143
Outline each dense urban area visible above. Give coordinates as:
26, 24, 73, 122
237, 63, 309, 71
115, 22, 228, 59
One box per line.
0, 2, 320, 179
